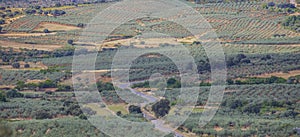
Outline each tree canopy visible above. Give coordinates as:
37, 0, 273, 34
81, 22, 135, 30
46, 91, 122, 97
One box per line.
151, 99, 170, 118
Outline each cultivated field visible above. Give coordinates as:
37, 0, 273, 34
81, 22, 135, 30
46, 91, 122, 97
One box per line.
0, 0, 299, 137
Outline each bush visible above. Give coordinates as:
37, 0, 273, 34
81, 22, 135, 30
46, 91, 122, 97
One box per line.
0, 19, 5, 25
97, 81, 114, 92
55, 3, 62, 7
167, 78, 181, 88
67, 39, 74, 45
50, 10, 66, 16
268, 2, 275, 7
77, 23, 84, 28
79, 114, 87, 120
12, 62, 20, 68
282, 15, 300, 32
6, 90, 23, 98
64, 102, 83, 116
16, 81, 25, 90
0, 92, 7, 102
131, 81, 150, 88
39, 79, 56, 88
43, 29, 50, 33
128, 105, 142, 114
1, 55, 9, 62
24, 63, 30, 68
33, 110, 53, 119
116, 111, 122, 116
151, 99, 170, 118
277, 3, 295, 9
57, 84, 72, 91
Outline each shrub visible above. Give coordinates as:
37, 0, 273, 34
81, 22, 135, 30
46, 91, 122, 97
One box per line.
1, 55, 9, 62
33, 110, 53, 119
12, 62, 20, 68
6, 90, 23, 98
282, 15, 300, 32
167, 78, 181, 88
152, 99, 170, 118
128, 105, 142, 114
79, 114, 87, 120
0, 92, 7, 102
116, 111, 122, 116
39, 79, 56, 88
277, 3, 295, 9
24, 63, 30, 68
67, 39, 74, 45
0, 19, 5, 25
268, 2, 275, 7
55, 3, 62, 7
97, 81, 114, 92
43, 29, 50, 33
57, 84, 72, 91
77, 23, 84, 28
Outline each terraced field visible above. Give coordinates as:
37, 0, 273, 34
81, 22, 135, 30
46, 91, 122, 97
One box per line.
0, 1, 299, 137
2, 2, 298, 44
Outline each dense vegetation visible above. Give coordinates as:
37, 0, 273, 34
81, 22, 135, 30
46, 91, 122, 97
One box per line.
163, 84, 300, 136
151, 99, 171, 118
0, 0, 119, 8
0, 0, 299, 136
282, 15, 300, 33
4, 118, 108, 137
263, 2, 299, 14
0, 96, 94, 119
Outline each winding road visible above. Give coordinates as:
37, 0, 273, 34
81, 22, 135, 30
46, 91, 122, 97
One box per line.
117, 83, 184, 137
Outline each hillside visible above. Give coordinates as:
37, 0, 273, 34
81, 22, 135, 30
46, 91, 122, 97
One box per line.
0, 0, 299, 137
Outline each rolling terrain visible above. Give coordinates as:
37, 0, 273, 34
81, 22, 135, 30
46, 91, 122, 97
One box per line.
0, 0, 299, 137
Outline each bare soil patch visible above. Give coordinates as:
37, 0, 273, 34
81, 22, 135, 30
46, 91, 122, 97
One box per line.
214, 126, 223, 132
33, 22, 81, 32
0, 40, 63, 51
0, 32, 56, 37
251, 70, 300, 79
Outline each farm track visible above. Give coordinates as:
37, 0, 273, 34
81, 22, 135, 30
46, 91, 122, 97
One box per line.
0, 40, 63, 51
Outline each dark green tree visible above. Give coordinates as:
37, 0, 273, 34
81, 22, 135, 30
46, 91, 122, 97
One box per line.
12, 62, 20, 68
1, 55, 9, 62
128, 105, 142, 114
6, 90, 23, 98
67, 39, 74, 45
116, 111, 122, 116
16, 81, 25, 90
152, 99, 170, 118
38, 79, 56, 88
24, 63, 30, 68
77, 23, 84, 28
34, 110, 53, 119
0, 92, 6, 102
43, 29, 50, 33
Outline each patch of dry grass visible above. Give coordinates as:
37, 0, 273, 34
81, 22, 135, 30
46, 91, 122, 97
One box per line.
33, 22, 81, 32
0, 40, 63, 51
107, 104, 128, 114
251, 70, 300, 79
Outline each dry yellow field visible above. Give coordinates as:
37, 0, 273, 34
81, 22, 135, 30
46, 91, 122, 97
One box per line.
0, 40, 63, 51
252, 70, 300, 79
0, 32, 57, 37
33, 22, 81, 32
